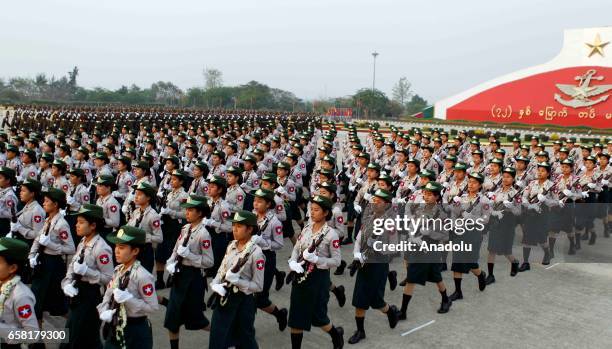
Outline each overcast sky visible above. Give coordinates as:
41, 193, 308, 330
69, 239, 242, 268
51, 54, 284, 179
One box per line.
1, 0, 610, 103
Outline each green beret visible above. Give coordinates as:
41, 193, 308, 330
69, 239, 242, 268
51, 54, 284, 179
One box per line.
52, 159, 67, 170
490, 158, 503, 166
373, 189, 393, 202
261, 172, 277, 183
419, 169, 436, 180
0, 167, 16, 180
319, 181, 337, 194
21, 178, 42, 193
407, 158, 420, 167
230, 210, 258, 227
133, 160, 150, 170
502, 167, 516, 176
171, 169, 188, 179
423, 181, 443, 194
41, 152, 54, 161
107, 226, 146, 246
134, 182, 156, 199
95, 175, 115, 187
94, 152, 109, 161
253, 188, 275, 202
277, 162, 291, 170
560, 159, 575, 166
43, 188, 67, 206
468, 172, 485, 183
71, 203, 104, 221
0, 238, 30, 262
180, 195, 209, 211
445, 155, 458, 162
68, 168, 85, 178
367, 163, 381, 171
208, 175, 227, 188
310, 195, 333, 211
453, 162, 468, 171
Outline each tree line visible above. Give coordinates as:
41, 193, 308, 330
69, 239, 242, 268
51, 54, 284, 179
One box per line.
0, 67, 428, 117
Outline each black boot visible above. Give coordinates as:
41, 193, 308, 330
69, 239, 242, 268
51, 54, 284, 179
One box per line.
331, 326, 344, 349
568, 236, 576, 255
332, 285, 346, 308
588, 231, 597, 245
275, 308, 288, 331
548, 237, 556, 259
348, 330, 365, 345
518, 262, 530, 272
275, 270, 286, 291
334, 260, 347, 275
510, 261, 519, 276
386, 305, 399, 329
477, 271, 487, 291
387, 271, 397, 291
542, 248, 551, 265
581, 231, 589, 240
449, 290, 463, 301
604, 223, 611, 238
438, 299, 452, 313
575, 233, 582, 250
485, 273, 496, 285
399, 276, 408, 287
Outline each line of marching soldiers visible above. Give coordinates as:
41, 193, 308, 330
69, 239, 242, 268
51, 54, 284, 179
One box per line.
0, 107, 608, 348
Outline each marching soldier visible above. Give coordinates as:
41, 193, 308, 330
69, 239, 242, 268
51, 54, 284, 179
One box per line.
0, 167, 18, 235
156, 170, 189, 289
61, 204, 114, 349
29, 188, 76, 326
203, 176, 233, 276
287, 195, 344, 349
95, 175, 121, 238
19, 149, 38, 182
98, 226, 159, 349
66, 168, 91, 243
225, 166, 246, 213
39, 153, 54, 190
0, 238, 40, 345
113, 157, 135, 203
9, 178, 45, 246
127, 182, 163, 273
163, 195, 214, 349
348, 189, 399, 345
51, 159, 70, 194
209, 210, 264, 349
187, 161, 208, 197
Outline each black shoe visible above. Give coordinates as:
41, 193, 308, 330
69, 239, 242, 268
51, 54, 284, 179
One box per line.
510, 262, 519, 276
588, 232, 597, 245
333, 285, 346, 308
437, 300, 452, 314
449, 291, 463, 301
276, 308, 288, 331
341, 237, 353, 245
275, 270, 286, 291
550, 248, 555, 259
485, 274, 495, 285
334, 327, 344, 349
518, 262, 530, 272
155, 279, 166, 290
477, 271, 487, 291
348, 330, 365, 345
575, 236, 582, 250
568, 244, 576, 255
581, 232, 589, 240
399, 277, 408, 287
397, 311, 407, 321
542, 252, 551, 266
604, 224, 611, 238
387, 271, 398, 291
386, 305, 399, 329
335, 260, 347, 275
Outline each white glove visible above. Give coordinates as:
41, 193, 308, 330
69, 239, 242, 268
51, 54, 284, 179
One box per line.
537, 193, 546, 202
442, 182, 449, 189
356, 178, 364, 185
492, 211, 503, 219
398, 171, 406, 178
397, 197, 407, 204
348, 184, 356, 191
121, 205, 129, 215
503, 200, 513, 208
558, 200, 565, 208
211, 283, 227, 297
515, 180, 524, 187
63, 283, 79, 297
159, 208, 170, 215
99, 309, 116, 323
73, 261, 88, 276
29, 256, 38, 268
5, 232, 12, 239
177, 245, 190, 258
353, 252, 364, 264
66, 196, 76, 206
288, 260, 305, 274
353, 204, 362, 214
453, 196, 462, 203
562, 189, 572, 197
602, 179, 609, 186
407, 184, 416, 191
157, 191, 164, 198
225, 270, 241, 285
203, 218, 215, 227
384, 165, 391, 171
113, 288, 134, 304
410, 236, 423, 245
276, 186, 287, 195
587, 183, 596, 189
581, 191, 589, 198
363, 193, 373, 201
461, 211, 471, 218
302, 249, 319, 264
10, 222, 22, 233
580, 166, 586, 172
486, 192, 495, 199
38, 234, 51, 246
166, 261, 177, 275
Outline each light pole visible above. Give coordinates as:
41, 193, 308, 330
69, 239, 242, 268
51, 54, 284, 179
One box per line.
372, 51, 379, 92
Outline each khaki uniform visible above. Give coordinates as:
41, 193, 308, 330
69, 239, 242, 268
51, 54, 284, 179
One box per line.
128, 206, 163, 244
167, 221, 214, 269
62, 234, 115, 287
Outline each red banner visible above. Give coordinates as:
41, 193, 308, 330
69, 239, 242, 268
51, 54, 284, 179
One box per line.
446, 66, 612, 129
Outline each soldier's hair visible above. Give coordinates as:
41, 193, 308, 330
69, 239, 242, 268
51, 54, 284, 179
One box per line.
1, 255, 26, 278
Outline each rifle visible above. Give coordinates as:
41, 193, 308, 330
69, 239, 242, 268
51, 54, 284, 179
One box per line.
285, 231, 326, 284
102, 268, 132, 344
72, 247, 86, 284
528, 180, 557, 204
31, 217, 54, 278
208, 241, 255, 309
167, 225, 194, 286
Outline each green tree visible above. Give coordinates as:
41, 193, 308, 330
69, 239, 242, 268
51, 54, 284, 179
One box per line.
404, 94, 429, 115
392, 77, 412, 107
352, 88, 390, 117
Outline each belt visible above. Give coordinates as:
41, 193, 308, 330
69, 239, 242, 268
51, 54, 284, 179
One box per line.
127, 316, 147, 324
